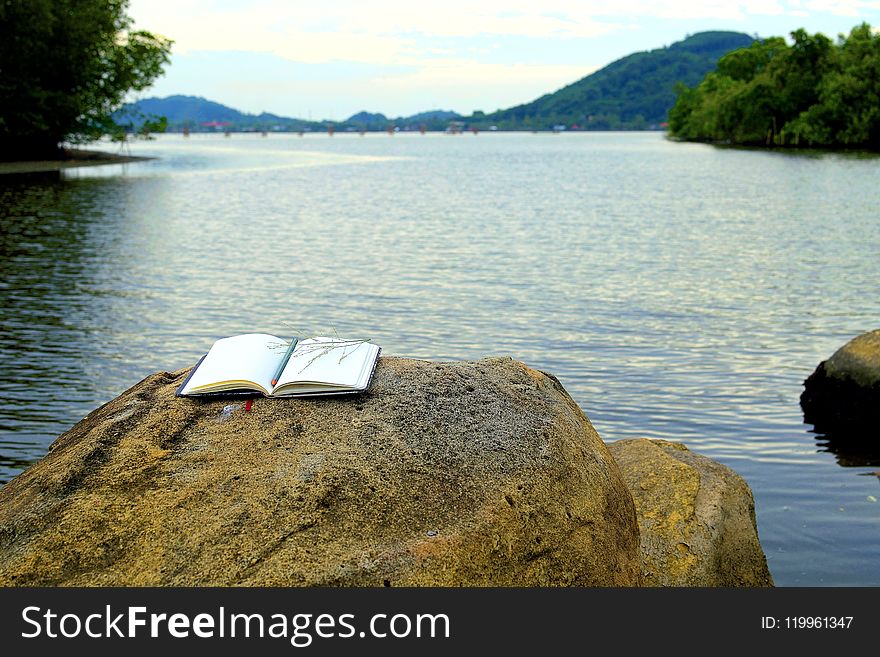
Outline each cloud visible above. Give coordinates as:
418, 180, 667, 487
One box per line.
378, 60, 596, 90
128, 2, 416, 63
130, 1, 621, 50
129, 0, 880, 116
372, 60, 599, 112
126, 1, 636, 63
803, 0, 880, 17
129, 1, 880, 62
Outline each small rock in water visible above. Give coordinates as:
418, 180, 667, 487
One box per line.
800, 328, 880, 435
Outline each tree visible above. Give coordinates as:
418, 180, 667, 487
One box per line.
669, 24, 879, 149
770, 29, 832, 124
715, 36, 786, 82
0, 0, 171, 160
787, 24, 880, 147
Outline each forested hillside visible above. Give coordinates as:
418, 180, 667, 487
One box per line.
474, 31, 754, 130
668, 23, 879, 149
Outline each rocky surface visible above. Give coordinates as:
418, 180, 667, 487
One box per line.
801, 329, 880, 433
0, 357, 642, 586
608, 438, 773, 587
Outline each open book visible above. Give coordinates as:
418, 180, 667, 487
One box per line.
176, 334, 381, 397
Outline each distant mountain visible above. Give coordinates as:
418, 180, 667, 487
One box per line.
131, 95, 243, 124
404, 109, 460, 122
346, 111, 389, 125
115, 95, 316, 132
119, 32, 753, 134
476, 31, 756, 130
343, 109, 461, 130
117, 96, 461, 133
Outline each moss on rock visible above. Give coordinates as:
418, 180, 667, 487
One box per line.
608, 438, 773, 587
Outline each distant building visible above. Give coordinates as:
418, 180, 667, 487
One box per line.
200, 120, 232, 130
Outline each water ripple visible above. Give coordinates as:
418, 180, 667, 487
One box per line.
2, 133, 879, 584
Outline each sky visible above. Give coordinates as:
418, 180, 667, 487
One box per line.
128, 0, 880, 121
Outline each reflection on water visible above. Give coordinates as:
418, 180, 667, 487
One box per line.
1, 132, 880, 586
811, 427, 880, 468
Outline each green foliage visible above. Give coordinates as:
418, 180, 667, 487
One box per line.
669, 24, 880, 149
0, 0, 171, 159
473, 31, 754, 131
109, 108, 168, 145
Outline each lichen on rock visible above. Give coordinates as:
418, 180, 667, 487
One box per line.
0, 356, 642, 587
607, 438, 773, 587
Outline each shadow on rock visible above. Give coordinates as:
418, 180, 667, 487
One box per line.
801, 329, 880, 441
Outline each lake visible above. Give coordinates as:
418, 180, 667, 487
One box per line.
1, 131, 878, 586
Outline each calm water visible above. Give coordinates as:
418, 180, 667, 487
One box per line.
1, 132, 878, 586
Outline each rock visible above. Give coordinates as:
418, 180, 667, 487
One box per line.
801, 329, 880, 433
801, 329, 880, 436
0, 357, 642, 586
607, 438, 773, 587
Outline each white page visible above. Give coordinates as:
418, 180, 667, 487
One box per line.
181, 333, 284, 394
276, 337, 374, 388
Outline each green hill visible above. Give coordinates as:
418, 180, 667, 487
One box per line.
119, 32, 754, 134
476, 31, 755, 130
117, 96, 461, 133
115, 95, 316, 132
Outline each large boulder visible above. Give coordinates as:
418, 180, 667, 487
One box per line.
0, 357, 642, 586
607, 438, 773, 587
801, 329, 880, 434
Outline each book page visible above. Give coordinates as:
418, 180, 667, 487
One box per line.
276, 337, 375, 388
181, 333, 285, 394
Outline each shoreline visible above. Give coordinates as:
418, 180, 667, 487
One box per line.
665, 134, 880, 156
0, 148, 153, 175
